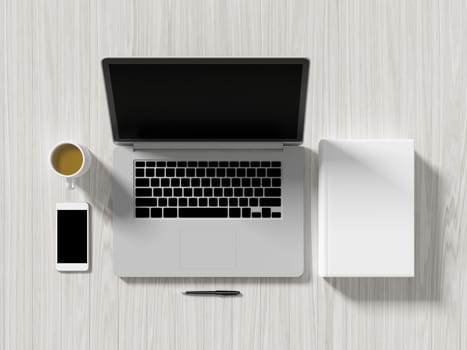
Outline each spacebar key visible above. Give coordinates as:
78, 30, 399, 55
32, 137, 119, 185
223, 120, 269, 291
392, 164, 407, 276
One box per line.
179, 208, 228, 218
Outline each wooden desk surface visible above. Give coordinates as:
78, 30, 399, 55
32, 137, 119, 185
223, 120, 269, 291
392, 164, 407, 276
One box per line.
2, 0, 467, 349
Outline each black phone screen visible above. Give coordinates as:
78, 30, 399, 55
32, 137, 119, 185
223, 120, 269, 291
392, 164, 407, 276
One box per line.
57, 210, 87, 263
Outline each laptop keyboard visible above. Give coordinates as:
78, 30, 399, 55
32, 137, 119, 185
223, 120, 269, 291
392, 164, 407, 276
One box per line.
134, 160, 282, 219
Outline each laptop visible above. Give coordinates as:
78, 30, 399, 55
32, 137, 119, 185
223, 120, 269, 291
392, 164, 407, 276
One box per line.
102, 58, 309, 277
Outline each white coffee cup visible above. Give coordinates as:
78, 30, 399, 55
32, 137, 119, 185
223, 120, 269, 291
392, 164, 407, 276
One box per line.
49, 142, 92, 189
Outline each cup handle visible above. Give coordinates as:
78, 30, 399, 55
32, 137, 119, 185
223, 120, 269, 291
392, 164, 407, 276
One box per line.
66, 177, 75, 190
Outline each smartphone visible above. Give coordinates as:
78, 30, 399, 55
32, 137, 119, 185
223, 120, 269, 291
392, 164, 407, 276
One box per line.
56, 202, 89, 271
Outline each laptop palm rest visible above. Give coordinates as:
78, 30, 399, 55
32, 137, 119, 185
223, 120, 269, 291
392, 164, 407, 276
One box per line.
180, 225, 237, 269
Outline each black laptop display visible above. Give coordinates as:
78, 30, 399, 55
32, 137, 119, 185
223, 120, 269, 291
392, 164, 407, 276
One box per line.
102, 58, 308, 142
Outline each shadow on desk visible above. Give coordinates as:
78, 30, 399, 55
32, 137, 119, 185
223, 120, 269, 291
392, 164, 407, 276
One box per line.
326, 152, 443, 302
78, 155, 134, 221
77, 155, 113, 220
121, 148, 317, 286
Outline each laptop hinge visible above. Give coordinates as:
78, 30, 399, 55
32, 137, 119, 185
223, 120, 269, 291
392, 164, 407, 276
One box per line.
132, 142, 284, 151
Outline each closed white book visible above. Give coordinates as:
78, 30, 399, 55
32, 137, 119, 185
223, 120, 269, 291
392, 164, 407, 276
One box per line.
318, 139, 414, 277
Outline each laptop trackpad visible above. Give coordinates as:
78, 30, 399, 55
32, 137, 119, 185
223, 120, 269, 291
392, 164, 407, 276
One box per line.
180, 226, 237, 268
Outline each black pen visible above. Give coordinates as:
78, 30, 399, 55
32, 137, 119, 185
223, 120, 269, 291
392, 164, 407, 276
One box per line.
183, 290, 241, 296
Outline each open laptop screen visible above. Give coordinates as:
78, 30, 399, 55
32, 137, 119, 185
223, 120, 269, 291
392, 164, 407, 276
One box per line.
102, 58, 308, 142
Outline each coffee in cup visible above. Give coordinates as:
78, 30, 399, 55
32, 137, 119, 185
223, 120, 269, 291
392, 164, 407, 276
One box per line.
51, 143, 83, 175
49, 142, 92, 189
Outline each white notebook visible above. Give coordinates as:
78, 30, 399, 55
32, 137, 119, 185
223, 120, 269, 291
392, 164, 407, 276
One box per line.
318, 139, 414, 277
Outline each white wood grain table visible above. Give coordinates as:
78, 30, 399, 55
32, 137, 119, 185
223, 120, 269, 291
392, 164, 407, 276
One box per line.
1, 0, 467, 349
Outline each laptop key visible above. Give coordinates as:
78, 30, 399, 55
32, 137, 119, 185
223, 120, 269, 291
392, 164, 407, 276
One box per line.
135, 208, 150, 218
164, 208, 177, 218
209, 198, 218, 206
247, 168, 256, 177
158, 198, 167, 207
136, 178, 149, 187
151, 208, 162, 218
265, 188, 281, 197
272, 178, 281, 187
135, 169, 145, 177
267, 168, 281, 177
135, 161, 145, 167
252, 212, 261, 218
169, 198, 177, 207
153, 188, 162, 197
249, 198, 258, 206
260, 198, 281, 207
166, 168, 175, 177
181, 178, 190, 187
136, 188, 152, 197
262, 208, 271, 218
199, 198, 208, 207
272, 212, 281, 218
156, 168, 164, 177
151, 178, 159, 187
167, 161, 176, 167
242, 208, 251, 218
179, 208, 228, 218
179, 198, 188, 207
146, 161, 155, 167
271, 161, 281, 167
219, 198, 228, 206
229, 208, 241, 218
239, 198, 249, 207
156, 161, 166, 167
146, 168, 155, 177
135, 198, 158, 207
234, 188, 243, 197
189, 198, 197, 206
